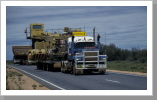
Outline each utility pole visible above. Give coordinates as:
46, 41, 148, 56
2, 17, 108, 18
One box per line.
105, 28, 107, 54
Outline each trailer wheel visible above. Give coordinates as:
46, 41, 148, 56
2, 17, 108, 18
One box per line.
37, 65, 39, 69
27, 62, 30, 66
61, 61, 65, 73
20, 60, 23, 65
36, 62, 40, 69
43, 64, 47, 71
40, 64, 44, 70
50, 64, 54, 72
46, 64, 50, 71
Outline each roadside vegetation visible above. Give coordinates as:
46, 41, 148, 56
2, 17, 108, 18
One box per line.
101, 43, 147, 73
6, 66, 50, 90
6, 60, 13, 65
107, 60, 147, 73
6, 66, 24, 90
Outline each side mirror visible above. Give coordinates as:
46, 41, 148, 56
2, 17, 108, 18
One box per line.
24, 30, 27, 33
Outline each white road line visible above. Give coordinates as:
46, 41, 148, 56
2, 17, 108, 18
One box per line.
11, 66, 66, 90
105, 79, 120, 83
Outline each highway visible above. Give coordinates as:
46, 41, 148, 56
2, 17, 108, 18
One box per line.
10, 65, 147, 90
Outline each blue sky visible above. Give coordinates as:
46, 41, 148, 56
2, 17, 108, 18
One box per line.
6, 6, 147, 60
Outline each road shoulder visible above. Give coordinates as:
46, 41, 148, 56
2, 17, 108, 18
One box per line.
107, 69, 147, 76
6, 65, 50, 90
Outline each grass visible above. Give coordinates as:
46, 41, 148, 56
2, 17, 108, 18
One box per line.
107, 60, 147, 73
6, 60, 13, 65
6, 66, 24, 90
18, 86, 23, 90
32, 84, 37, 90
39, 84, 44, 87
6, 66, 50, 90
7, 70, 23, 78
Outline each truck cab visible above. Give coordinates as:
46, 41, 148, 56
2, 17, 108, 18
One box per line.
62, 35, 107, 75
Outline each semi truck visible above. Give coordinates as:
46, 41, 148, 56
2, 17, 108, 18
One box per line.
24, 23, 107, 74
12, 46, 32, 65
61, 33, 107, 74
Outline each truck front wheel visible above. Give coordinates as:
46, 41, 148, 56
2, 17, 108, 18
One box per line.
73, 67, 76, 75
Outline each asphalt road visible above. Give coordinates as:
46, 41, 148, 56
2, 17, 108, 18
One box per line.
10, 65, 147, 90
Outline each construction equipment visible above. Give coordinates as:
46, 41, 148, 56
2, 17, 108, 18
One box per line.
12, 46, 32, 65
24, 23, 71, 71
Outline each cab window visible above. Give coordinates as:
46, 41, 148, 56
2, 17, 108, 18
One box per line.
33, 25, 42, 29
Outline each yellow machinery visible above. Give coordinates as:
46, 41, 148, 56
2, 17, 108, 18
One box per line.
27, 50, 37, 65
12, 46, 32, 65
24, 24, 73, 70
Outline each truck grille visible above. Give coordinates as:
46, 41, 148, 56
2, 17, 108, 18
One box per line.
84, 51, 98, 61
85, 57, 98, 61
84, 52, 98, 56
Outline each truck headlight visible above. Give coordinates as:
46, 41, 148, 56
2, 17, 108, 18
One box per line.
99, 64, 105, 68
100, 58, 106, 60
77, 58, 81, 61
76, 57, 82, 61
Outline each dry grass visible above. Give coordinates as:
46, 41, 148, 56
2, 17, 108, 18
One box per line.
6, 66, 50, 90
107, 69, 147, 76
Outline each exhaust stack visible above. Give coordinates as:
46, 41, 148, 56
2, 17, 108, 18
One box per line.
93, 27, 95, 43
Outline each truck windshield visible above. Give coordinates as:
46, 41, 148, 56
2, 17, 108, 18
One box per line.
75, 42, 95, 49
33, 25, 42, 29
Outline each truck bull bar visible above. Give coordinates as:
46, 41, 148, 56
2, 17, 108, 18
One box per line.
74, 50, 107, 69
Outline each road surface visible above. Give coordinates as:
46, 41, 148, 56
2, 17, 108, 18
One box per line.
9, 65, 147, 90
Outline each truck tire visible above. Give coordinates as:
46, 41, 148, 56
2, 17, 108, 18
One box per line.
36, 62, 41, 69
61, 62, 65, 73
43, 64, 47, 71
72, 60, 76, 75
46, 64, 50, 71
37, 65, 39, 69
20, 61, 22, 65
73, 67, 76, 75
100, 71, 105, 75
40, 64, 44, 70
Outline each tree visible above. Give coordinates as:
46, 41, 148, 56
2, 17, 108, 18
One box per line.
100, 43, 147, 62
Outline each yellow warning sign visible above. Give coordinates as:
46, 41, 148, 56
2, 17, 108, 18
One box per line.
72, 32, 86, 36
